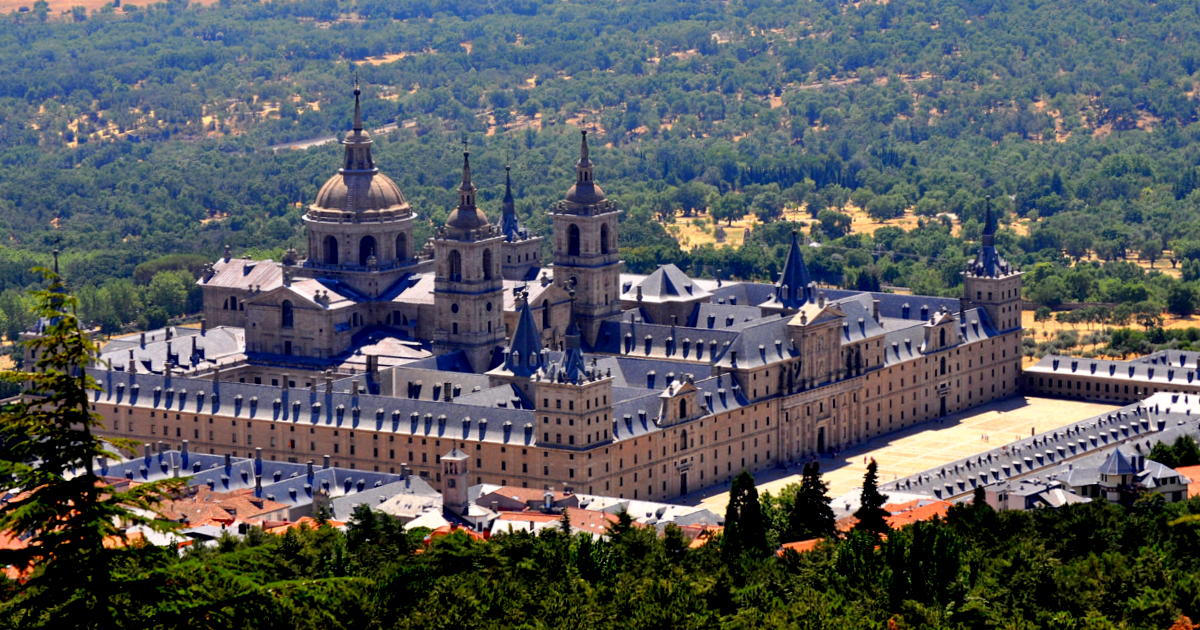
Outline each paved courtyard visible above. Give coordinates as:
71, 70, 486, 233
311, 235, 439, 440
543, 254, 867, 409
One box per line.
691, 396, 1120, 513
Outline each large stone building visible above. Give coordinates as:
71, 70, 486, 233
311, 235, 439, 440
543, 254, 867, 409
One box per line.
81, 89, 1024, 502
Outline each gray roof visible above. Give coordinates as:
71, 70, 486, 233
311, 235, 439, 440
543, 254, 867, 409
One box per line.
1098, 448, 1137, 475
882, 392, 1200, 501
621, 264, 711, 304
99, 326, 245, 375
330, 477, 440, 520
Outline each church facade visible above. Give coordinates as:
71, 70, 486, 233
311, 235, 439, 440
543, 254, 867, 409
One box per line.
84, 90, 1023, 502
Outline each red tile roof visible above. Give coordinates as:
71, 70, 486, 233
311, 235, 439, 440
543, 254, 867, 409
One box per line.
1173, 465, 1200, 499
777, 538, 823, 556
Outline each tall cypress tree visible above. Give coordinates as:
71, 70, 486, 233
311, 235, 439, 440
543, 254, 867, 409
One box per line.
786, 461, 836, 541
853, 459, 891, 537
723, 470, 770, 558
0, 270, 180, 629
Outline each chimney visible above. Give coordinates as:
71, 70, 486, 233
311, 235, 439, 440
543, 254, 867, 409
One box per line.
224, 452, 232, 472
172, 461, 180, 478
872, 299, 880, 322
254, 447, 263, 476
139, 332, 146, 347
200, 317, 207, 335
143, 443, 152, 464
443, 382, 452, 402
367, 354, 378, 374
323, 454, 330, 469
351, 379, 360, 395
181, 440, 190, 468
307, 460, 315, 480
281, 374, 290, 390
254, 474, 262, 497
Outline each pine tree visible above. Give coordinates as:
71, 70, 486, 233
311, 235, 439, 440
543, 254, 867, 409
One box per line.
786, 461, 836, 541
853, 459, 891, 537
0, 270, 180, 629
723, 470, 770, 558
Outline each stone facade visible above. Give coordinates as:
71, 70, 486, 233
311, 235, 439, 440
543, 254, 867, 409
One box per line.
82, 90, 1025, 504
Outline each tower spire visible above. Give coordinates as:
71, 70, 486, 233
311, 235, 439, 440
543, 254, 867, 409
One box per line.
775, 230, 813, 307
499, 164, 523, 241
458, 146, 475, 209
352, 76, 363, 133
576, 129, 593, 183
503, 165, 514, 206
505, 293, 545, 377
967, 195, 1010, 278
341, 82, 374, 172
982, 195, 996, 246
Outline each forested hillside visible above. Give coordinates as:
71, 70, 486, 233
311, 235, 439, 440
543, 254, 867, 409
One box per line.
3, 0, 1200, 337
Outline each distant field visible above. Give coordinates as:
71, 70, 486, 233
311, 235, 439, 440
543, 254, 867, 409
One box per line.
665, 203, 957, 252
0, 0, 217, 17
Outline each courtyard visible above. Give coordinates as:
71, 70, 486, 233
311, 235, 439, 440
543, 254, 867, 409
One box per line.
692, 395, 1120, 513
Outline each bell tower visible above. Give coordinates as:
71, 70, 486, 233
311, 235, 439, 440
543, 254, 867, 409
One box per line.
432, 150, 506, 372
551, 131, 622, 345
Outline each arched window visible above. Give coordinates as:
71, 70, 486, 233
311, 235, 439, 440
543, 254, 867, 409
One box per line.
542, 300, 550, 329
568, 224, 581, 257
323, 235, 339, 265
679, 398, 688, 418
448, 250, 462, 281
359, 235, 377, 267
395, 234, 407, 262
281, 300, 294, 329
482, 249, 493, 280
600, 223, 610, 254
940, 355, 947, 376
679, 428, 688, 452
939, 328, 946, 347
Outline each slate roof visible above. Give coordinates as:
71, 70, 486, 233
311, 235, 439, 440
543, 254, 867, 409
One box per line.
99, 326, 245, 375
504, 299, 544, 377
201, 258, 283, 292
1027, 353, 1200, 387
620, 264, 711, 304
771, 231, 814, 308
1098, 448, 1137, 476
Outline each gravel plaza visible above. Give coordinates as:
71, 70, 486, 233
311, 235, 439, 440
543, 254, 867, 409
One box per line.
693, 395, 1120, 513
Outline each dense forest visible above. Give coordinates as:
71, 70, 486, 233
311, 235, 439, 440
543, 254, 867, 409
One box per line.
3, 0, 1200, 339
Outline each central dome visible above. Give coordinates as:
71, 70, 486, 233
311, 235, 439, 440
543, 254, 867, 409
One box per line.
312, 171, 410, 215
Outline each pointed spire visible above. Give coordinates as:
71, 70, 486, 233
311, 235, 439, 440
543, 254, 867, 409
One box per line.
446, 144, 488, 230
982, 195, 997, 245
500, 165, 522, 241
563, 129, 606, 205
968, 195, 1010, 278
352, 76, 363, 132
505, 294, 544, 377
775, 231, 813, 308
561, 314, 586, 384
503, 165, 514, 205
576, 129, 593, 182
458, 147, 475, 208
341, 82, 374, 172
